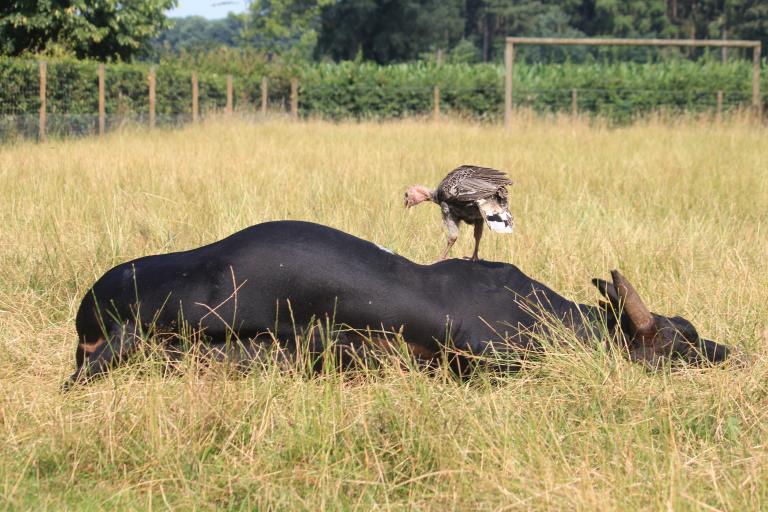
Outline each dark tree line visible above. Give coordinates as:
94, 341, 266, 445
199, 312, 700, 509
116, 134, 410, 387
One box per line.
2, 0, 767, 62
314, 0, 768, 63
153, 14, 247, 53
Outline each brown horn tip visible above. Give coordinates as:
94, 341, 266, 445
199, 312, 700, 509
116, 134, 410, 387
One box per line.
610, 270, 655, 334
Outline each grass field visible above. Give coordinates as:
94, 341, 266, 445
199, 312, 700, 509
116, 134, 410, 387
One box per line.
0, 117, 767, 510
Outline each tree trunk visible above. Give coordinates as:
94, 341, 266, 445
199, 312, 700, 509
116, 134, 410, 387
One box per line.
482, 13, 490, 62
465, 0, 481, 39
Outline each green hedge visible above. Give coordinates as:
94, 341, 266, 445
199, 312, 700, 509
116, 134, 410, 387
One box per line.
298, 62, 504, 120
0, 56, 765, 138
0, 57, 233, 138
511, 60, 761, 120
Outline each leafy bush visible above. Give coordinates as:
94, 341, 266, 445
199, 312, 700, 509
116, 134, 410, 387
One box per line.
0, 55, 765, 138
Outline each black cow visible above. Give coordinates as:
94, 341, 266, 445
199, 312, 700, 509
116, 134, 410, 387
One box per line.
66, 221, 730, 388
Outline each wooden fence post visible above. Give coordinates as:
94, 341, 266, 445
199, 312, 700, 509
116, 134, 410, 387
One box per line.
290, 78, 298, 119
571, 89, 578, 116
752, 44, 762, 116
98, 63, 105, 136
148, 67, 156, 129
434, 49, 443, 123
226, 75, 233, 115
504, 42, 514, 129
38, 61, 46, 142
261, 76, 268, 115
192, 71, 199, 123
721, 29, 728, 63
716, 90, 724, 121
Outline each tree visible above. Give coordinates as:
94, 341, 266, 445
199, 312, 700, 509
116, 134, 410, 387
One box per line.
245, 0, 334, 61
593, 1, 673, 36
0, 0, 177, 60
461, 1, 586, 61
152, 13, 247, 54
316, 0, 464, 63
725, 0, 768, 51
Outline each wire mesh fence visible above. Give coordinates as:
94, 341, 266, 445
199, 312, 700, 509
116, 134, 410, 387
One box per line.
0, 58, 764, 142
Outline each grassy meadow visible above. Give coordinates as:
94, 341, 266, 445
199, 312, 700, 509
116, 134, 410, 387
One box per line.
0, 116, 767, 510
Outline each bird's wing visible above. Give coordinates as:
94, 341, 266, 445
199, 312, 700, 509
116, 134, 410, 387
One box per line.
476, 198, 514, 234
439, 165, 512, 202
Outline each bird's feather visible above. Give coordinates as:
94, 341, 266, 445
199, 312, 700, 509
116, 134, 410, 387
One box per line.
476, 198, 514, 233
438, 165, 512, 203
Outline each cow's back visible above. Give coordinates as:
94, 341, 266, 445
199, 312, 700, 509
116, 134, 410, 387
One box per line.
76, 221, 581, 354
76, 221, 427, 342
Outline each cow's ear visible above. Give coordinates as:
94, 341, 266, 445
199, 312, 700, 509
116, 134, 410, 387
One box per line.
592, 278, 619, 306
597, 299, 620, 330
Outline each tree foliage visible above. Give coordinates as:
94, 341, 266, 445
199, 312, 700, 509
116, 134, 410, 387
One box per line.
725, 0, 768, 50
152, 14, 246, 54
244, 0, 334, 61
315, 0, 465, 63
0, 0, 177, 60
4, 0, 767, 64
460, 0, 768, 62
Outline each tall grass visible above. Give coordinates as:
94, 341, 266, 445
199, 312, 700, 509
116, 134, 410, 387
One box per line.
0, 117, 766, 509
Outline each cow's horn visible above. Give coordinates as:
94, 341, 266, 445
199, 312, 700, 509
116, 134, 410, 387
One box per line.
610, 270, 655, 334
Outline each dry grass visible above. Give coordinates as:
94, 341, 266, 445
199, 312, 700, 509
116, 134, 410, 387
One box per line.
0, 116, 767, 510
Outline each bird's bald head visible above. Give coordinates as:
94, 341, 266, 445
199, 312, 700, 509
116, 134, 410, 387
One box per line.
404, 185, 434, 208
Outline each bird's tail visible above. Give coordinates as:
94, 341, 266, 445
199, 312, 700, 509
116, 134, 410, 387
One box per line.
477, 198, 514, 233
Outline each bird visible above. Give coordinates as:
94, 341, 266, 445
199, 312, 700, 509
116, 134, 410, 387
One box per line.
404, 165, 514, 261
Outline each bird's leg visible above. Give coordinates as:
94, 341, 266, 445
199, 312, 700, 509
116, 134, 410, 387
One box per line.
470, 221, 483, 261
437, 217, 459, 261
438, 234, 458, 261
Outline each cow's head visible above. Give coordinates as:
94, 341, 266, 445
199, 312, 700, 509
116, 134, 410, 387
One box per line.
592, 270, 730, 367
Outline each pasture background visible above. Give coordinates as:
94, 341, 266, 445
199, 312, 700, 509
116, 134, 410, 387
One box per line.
0, 117, 767, 510
2, 57, 766, 142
